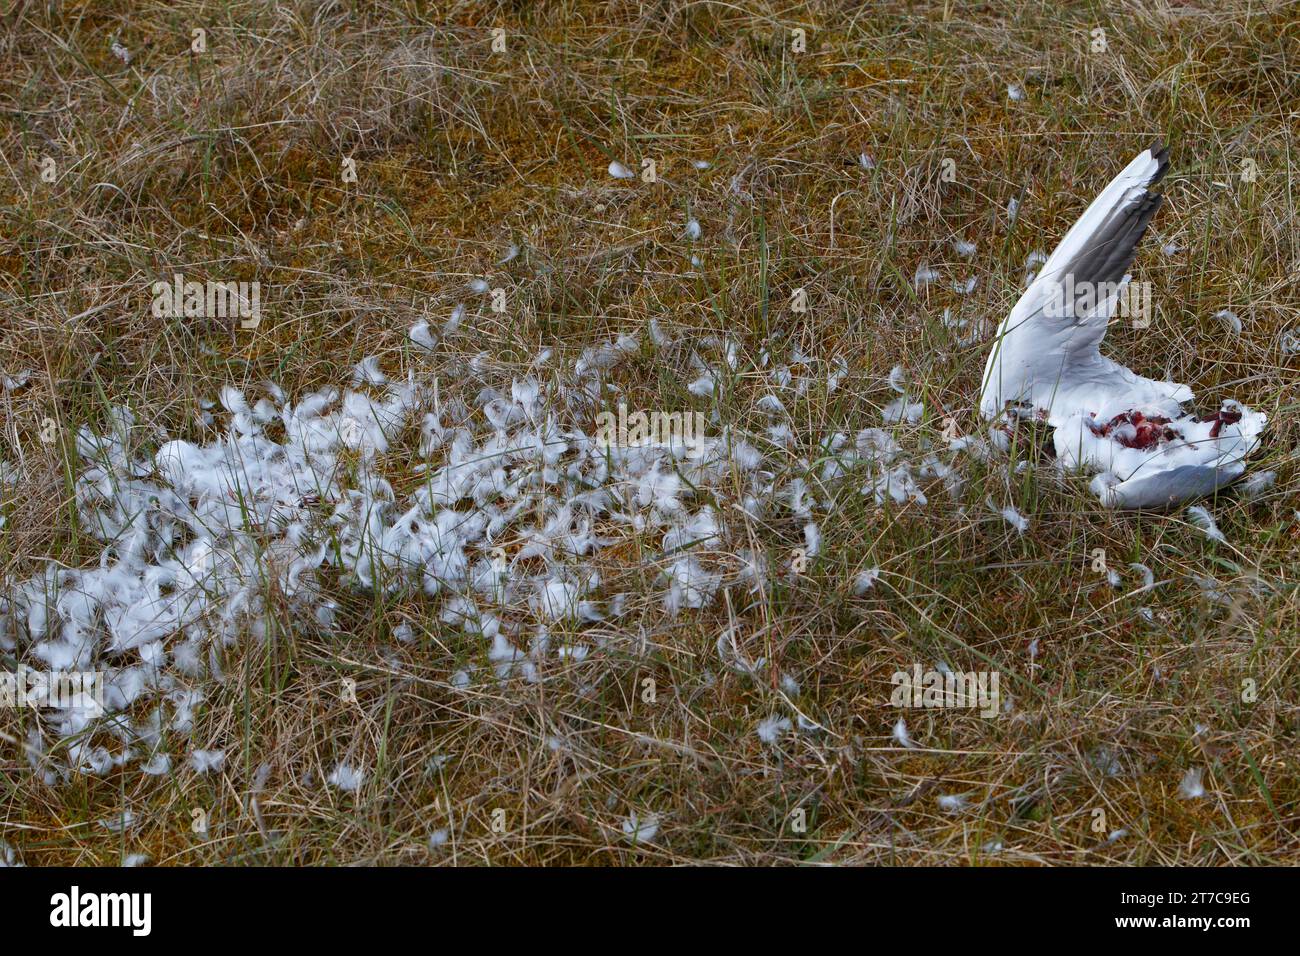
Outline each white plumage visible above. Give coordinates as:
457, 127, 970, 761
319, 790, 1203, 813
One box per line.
980, 144, 1266, 508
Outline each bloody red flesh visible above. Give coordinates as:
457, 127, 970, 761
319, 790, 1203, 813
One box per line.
1088, 410, 1178, 449
1199, 407, 1242, 438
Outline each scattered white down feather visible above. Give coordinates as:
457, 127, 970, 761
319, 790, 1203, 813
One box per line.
1239, 470, 1275, 500
444, 304, 466, 335
100, 811, 136, 833
892, 717, 918, 749
622, 811, 660, 844
716, 627, 766, 678
1178, 767, 1206, 799
328, 763, 365, 792
914, 264, 940, 289
1129, 563, 1155, 591
1213, 309, 1242, 335
409, 321, 437, 352
937, 793, 970, 813
802, 521, 821, 559
1185, 505, 1225, 543
2, 369, 32, 391
1191, 573, 1230, 605
853, 567, 881, 594
684, 219, 702, 240
994, 501, 1030, 534
980, 145, 1266, 508
883, 397, 924, 425
757, 715, 792, 744
0, 329, 969, 785
142, 753, 171, 776
189, 749, 226, 774
828, 356, 849, 392
1006, 83, 1025, 102
607, 160, 635, 180
1090, 746, 1124, 777
352, 355, 386, 386
686, 371, 716, 397
881, 364, 923, 424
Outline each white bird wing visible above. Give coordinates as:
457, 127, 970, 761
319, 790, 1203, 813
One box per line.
980, 144, 1192, 425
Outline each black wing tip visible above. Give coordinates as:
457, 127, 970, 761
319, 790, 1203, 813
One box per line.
1146, 140, 1171, 185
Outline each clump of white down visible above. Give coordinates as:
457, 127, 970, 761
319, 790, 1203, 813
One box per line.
0, 334, 963, 782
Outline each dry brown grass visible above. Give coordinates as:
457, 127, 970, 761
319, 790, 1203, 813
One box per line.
1, 0, 1298, 865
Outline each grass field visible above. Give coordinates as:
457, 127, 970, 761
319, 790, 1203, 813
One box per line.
1, 0, 1297, 866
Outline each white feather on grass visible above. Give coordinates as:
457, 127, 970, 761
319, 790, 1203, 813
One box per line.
189, 749, 226, 774
757, 715, 792, 744
937, 793, 969, 813
853, 567, 881, 594
1240, 470, 1276, 500
892, 717, 919, 749
1129, 563, 1156, 590
328, 763, 365, 793
352, 355, 386, 387
883, 397, 924, 425
803, 521, 821, 559
622, 811, 660, 844
994, 502, 1030, 534
1186, 505, 1226, 543
0, 321, 969, 788
444, 303, 466, 335
409, 321, 437, 352
913, 264, 940, 289
1, 369, 32, 391
1213, 309, 1243, 335
1178, 767, 1206, 799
